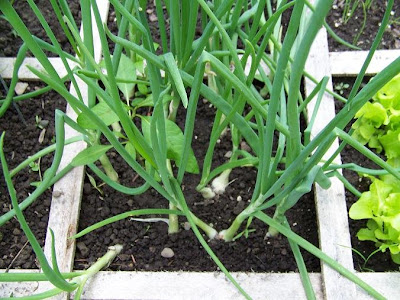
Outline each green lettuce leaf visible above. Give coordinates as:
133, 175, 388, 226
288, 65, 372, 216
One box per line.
351, 74, 400, 264
349, 178, 392, 220
373, 73, 400, 109
378, 128, 400, 159
388, 109, 400, 130
391, 253, 400, 264
354, 102, 388, 127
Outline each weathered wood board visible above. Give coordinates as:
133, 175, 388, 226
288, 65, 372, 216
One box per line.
330, 49, 400, 76
304, 3, 356, 299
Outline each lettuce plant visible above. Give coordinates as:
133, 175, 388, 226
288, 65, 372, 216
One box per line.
352, 73, 400, 158
349, 74, 400, 264
349, 176, 400, 264
350, 73, 400, 264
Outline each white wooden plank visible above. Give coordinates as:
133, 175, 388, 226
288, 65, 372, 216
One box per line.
72, 271, 323, 300
329, 49, 400, 76
0, 55, 270, 81
304, 9, 357, 300
36, 1, 110, 299
3, 270, 400, 299
3, 270, 399, 299
0, 57, 77, 80
357, 272, 400, 300
0, 270, 40, 297
0, 271, 323, 299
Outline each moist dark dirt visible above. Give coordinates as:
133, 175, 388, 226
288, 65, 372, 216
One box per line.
334, 77, 399, 272
4, 2, 396, 274
74, 100, 320, 273
0, 0, 81, 57
0, 83, 66, 269
326, 1, 400, 51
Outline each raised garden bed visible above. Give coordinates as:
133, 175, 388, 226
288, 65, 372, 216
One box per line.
1, 1, 400, 299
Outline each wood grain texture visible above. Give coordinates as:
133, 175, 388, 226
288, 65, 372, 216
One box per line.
0, 57, 77, 80
0, 55, 270, 80
304, 5, 356, 299
330, 49, 400, 76
74, 271, 323, 300
3, 270, 399, 299
36, 1, 110, 299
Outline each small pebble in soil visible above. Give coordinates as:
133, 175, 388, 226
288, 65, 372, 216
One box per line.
12, 228, 21, 235
183, 222, 191, 231
161, 247, 174, 258
76, 242, 89, 258
224, 151, 232, 158
15, 82, 28, 95
240, 141, 251, 152
149, 13, 157, 22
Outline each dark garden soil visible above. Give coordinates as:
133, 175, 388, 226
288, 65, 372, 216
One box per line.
6, 0, 398, 276
333, 77, 399, 272
0, 0, 81, 57
74, 100, 320, 273
0, 83, 66, 269
326, 1, 400, 51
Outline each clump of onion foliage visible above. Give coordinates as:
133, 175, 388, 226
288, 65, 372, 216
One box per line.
0, 0, 398, 299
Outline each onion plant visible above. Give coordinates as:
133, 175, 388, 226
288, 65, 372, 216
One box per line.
0, 0, 399, 299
